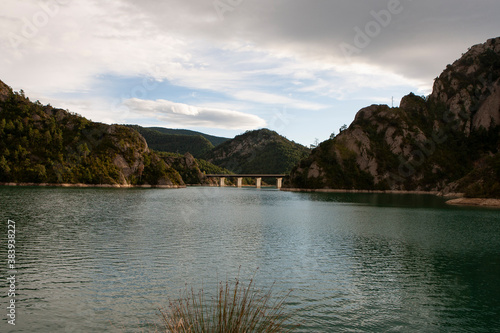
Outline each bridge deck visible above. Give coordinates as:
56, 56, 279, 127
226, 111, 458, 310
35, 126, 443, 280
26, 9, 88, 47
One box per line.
205, 174, 288, 178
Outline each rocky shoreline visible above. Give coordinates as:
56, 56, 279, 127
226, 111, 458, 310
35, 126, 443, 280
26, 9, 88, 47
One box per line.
281, 188, 500, 208
281, 188, 441, 195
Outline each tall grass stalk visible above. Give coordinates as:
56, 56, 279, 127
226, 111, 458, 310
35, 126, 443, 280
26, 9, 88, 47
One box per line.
157, 275, 297, 332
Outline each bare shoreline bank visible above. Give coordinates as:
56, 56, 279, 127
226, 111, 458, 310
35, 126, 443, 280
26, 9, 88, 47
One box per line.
281, 188, 443, 195
0, 182, 186, 189
445, 197, 500, 208
281, 188, 500, 208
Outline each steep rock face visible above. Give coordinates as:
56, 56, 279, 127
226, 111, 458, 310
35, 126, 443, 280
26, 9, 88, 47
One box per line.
204, 128, 310, 174
431, 37, 500, 133
287, 37, 500, 197
0, 80, 11, 102
474, 83, 500, 129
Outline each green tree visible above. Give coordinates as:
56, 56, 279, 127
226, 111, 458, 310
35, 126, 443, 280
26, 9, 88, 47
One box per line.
78, 143, 90, 159
15, 119, 24, 133
44, 130, 52, 145
5, 120, 14, 132
0, 156, 11, 180
0, 118, 5, 135
29, 164, 47, 183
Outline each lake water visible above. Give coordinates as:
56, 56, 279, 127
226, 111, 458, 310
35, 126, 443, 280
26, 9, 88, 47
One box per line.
1, 186, 499, 332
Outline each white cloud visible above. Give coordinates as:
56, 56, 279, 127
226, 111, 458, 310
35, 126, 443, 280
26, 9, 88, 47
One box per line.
123, 98, 266, 130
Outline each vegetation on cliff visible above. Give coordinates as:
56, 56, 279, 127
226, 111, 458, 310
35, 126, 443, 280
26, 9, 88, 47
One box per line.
0, 81, 183, 186
160, 152, 232, 185
287, 37, 500, 198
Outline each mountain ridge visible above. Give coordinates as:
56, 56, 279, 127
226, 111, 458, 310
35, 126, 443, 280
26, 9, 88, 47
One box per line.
286, 37, 500, 198
147, 127, 229, 147
125, 125, 216, 158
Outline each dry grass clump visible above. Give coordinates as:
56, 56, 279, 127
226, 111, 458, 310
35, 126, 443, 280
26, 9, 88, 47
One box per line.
157, 275, 297, 333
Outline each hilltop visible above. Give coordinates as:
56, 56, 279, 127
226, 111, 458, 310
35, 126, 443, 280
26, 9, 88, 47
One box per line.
287, 37, 500, 198
125, 125, 216, 158
204, 129, 310, 174
147, 127, 229, 147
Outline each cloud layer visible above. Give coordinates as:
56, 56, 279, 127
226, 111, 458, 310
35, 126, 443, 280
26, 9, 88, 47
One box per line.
123, 98, 266, 130
1, 0, 499, 143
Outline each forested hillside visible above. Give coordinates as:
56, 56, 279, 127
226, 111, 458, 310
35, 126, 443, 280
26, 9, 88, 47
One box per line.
0, 80, 183, 186
204, 129, 310, 174
126, 125, 215, 158
148, 127, 229, 146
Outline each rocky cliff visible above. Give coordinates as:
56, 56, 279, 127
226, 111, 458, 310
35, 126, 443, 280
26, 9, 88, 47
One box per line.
0, 80, 184, 186
287, 37, 500, 198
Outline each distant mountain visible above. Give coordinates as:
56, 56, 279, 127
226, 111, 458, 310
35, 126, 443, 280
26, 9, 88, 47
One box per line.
287, 37, 500, 198
148, 127, 229, 146
128, 125, 306, 176
126, 125, 215, 158
203, 128, 310, 174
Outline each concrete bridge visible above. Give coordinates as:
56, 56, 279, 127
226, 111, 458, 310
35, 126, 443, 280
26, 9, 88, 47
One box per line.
205, 174, 288, 189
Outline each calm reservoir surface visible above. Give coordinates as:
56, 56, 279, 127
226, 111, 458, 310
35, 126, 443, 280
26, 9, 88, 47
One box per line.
1, 186, 500, 332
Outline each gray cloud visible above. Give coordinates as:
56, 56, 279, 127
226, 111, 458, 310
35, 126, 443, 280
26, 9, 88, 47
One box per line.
5, 0, 498, 92
122, 0, 500, 85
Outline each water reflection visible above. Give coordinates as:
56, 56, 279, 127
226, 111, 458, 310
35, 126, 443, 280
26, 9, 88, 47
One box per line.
304, 191, 451, 208
0, 187, 499, 332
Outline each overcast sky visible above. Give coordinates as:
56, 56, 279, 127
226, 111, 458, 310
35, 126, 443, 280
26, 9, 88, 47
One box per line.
1, 0, 499, 145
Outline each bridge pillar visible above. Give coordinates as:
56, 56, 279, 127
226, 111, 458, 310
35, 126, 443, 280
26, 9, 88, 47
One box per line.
256, 177, 262, 188
276, 177, 283, 189
237, 177, 243, 188
219, 177, 226, 187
